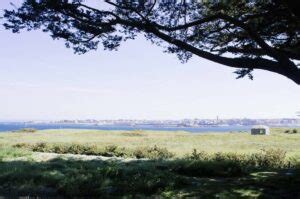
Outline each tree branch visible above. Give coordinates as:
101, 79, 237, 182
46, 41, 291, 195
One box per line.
145, 0, 157, 17
117, 19, 300, 83
104, 0, 149, 22
220, 47, 300, 60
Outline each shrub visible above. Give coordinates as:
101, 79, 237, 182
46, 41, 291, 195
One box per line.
67, 144, 86, 154
13, 143, 31, 149
105, 145, 118, 153
101, 145, 119, 157
28, 143, 128, 157
188, 149, 209, 160
212, 152, 247, 166
292, 129, 298, 134
52, 145, 67, 154
83, 145, 99, 155
166, 159, 244, 177
122, 130, 145, 137
31, 142, 50, 152
177, 148, 287, 177
248, 148, 286, 169
284, 129, 298, 134
51, 144, 101, 155
17, 128, 37, 133
284, 130, 290, 134
14, 142, 288, 170
111, 147, 127, 157
133, 145, 174, 159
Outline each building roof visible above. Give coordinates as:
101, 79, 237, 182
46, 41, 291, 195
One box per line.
251, 125, 270, 129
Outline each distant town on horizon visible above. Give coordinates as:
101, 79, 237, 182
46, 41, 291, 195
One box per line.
6, 118, 298, 127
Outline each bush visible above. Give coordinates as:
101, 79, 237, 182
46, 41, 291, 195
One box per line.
284, 130, 290, 134
188, 149, 209, 160
247, 148, 286, 169
105, 145, 118, 153
16, 128, 37, 133
284, 129, 298, 134
133, 145, 174, 159
13, 143, 31, 149
102, 145, 126, 157
22, 143, 127, 157
166, 158, 244, 178
67, 144, 87, 154
185, 148, 287, 171
26, 143, 175, 159
292, 129, 298, 134
83, 145, 99, 155
31, 143, 88, 154
32, 142, 50, 152
52, 145, 67, 154
48, 143, 100, 156
172, 148, 287, 177
15, 142, 288, 169
122, 130, 145, 137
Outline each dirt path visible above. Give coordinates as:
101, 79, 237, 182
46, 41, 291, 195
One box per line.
30, 152, 139, 162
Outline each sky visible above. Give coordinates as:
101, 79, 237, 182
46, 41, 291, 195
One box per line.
0, 1, 299, 121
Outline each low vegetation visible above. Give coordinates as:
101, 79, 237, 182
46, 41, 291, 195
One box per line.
13, 143, 291, 169
0, 128, 300, 197
0, 147, 31, 161
0, 151, 299, 197
13, 128, 37, 133
14, 142, 174, 159
284, 129, 298, 134
1, 128, 300, 157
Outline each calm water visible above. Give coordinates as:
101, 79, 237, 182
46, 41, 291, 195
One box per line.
0, 122, 252, 133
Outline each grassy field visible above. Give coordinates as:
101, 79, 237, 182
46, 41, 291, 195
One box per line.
0, 128, 300, 157
0, 128, 300, 197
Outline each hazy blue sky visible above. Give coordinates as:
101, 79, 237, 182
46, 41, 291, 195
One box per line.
0, 1, 299, 120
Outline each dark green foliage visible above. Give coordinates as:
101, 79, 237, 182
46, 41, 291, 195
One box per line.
247, 149, 287, 169
0, 158, 188, 197
102, 145, 127, 157
166, 148, 287, 178
121, 130, 145, 137
31, 143, 104, 156
133, 145, 174, 159
189, 149, 209, 160
13, 143, 31, 149
0, 157, 299, 197
17, 143, 174, 159
15, 143, 288, 169
14, 128, 37, 133
2, 144, 300, 197
284, 129, 298, 134
32, 142, 50, 152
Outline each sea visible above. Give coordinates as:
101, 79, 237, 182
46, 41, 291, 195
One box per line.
0, 122, 290, 133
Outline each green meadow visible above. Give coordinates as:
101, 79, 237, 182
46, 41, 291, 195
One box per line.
0, 128, 299, 197
1, 128, 300, 157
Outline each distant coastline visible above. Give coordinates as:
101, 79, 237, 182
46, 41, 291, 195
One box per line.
0, 121, 299, 133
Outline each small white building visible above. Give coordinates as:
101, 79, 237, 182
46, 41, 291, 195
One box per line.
251, 125, 270, 135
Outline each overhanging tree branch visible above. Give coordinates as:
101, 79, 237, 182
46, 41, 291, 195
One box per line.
2, 0, 300, 84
